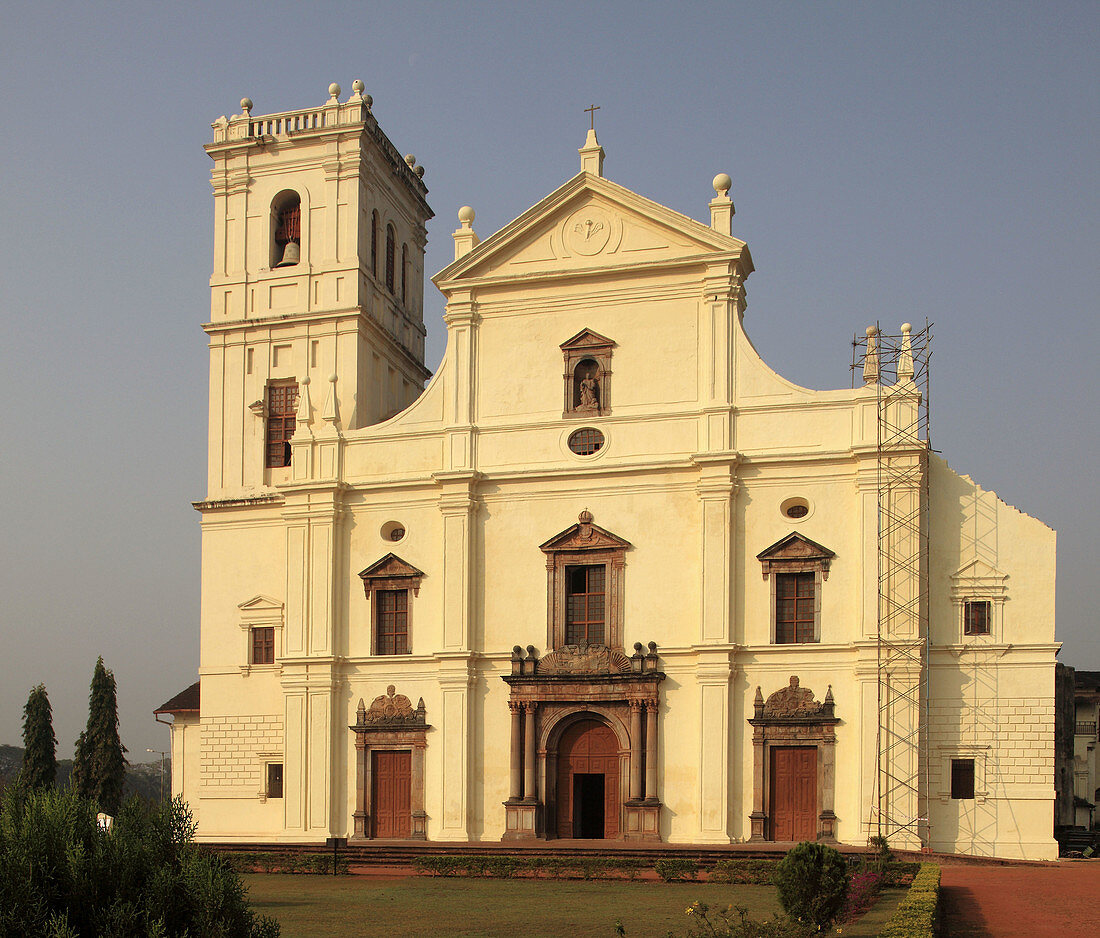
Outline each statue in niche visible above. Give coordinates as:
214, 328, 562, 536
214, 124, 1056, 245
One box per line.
574, 359, 601, 412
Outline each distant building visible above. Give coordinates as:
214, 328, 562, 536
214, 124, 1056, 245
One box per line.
1072, 670, 1100, 829
155, 83, 1059, 860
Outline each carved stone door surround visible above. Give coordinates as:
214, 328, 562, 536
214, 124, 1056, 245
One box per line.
747, 675, 838, 842
349, 686, 430, 840
502, 641, 664, 841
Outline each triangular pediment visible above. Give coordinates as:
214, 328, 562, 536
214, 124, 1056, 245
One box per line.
560, 328, 615, 352
950, 558, 1007, 582
756, 532, 835, 563
237, 594, 283, 612
540, 521, 632, 554
434, 173, 752, 288
358, 553, 425, 581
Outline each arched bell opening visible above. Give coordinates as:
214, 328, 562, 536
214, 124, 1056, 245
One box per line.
271, 190, 302, 269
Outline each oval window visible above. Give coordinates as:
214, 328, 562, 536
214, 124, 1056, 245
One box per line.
780, 497, 812, 520
568, 427, 605, 456
380, 520, 406, 542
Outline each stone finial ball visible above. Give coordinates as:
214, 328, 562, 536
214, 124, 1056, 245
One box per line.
578, 508, 594, 524
867, 326, 878, 336
364, 94, 373, 108
240, 97, 253, 112
458, 205, 476, 224
301, 375, 310, 386
712, 172, 732, 195
414, 165, 425, 178
329, 373, 338, 383
405, 153, 416, 166
328, 82, 341, 98
352, 79, 365, 94
901, 322, 912, 333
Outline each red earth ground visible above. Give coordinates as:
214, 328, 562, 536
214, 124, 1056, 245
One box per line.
939, 862, 1100, 937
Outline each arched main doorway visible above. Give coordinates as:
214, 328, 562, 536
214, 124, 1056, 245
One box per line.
556, 719, 621, 839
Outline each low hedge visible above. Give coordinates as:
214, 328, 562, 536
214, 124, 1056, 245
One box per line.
878, 863, 940, 938
223, 851, 349, 875
411, 855, 647, 880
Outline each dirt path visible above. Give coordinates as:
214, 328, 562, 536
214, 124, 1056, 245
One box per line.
939, 863, 1100, 937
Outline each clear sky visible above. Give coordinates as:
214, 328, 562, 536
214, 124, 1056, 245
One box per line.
0, 1, 1096, 761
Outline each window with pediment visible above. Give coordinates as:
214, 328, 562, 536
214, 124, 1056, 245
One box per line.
757, 533, 835, 645
540, 510, 630, 650
358, 554, 425, 655
561, 329, 615, 418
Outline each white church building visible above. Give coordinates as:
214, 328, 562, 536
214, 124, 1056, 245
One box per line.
156, 83, 1059, 860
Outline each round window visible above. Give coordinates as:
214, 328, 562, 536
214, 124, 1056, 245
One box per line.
568, 427, 605, 456
780, 497, 812, 520
380, 521, 406, 542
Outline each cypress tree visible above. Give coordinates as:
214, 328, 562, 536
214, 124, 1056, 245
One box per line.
21, 683, 58, 790
72, 657, 128, 814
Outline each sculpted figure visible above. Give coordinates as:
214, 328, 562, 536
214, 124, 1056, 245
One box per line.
579, 370, 599, 410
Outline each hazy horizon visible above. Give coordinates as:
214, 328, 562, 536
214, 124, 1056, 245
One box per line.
1, 1, 1096, 759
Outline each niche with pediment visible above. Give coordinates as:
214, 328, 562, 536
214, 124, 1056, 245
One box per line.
561, 329, 615, 417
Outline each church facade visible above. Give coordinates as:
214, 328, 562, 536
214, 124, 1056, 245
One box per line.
157, 84, 1060, 860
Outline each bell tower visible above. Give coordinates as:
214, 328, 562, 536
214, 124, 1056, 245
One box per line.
203, 81, 433, 497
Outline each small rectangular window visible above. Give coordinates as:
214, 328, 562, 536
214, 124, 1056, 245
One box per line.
251, 627, 275, 665
266, 762, 283, 799
376, 589, 409, 655
266, 382, 298, 468
951, 758, 975, 800
963, 601, 990, 635
775, 572, 816, 643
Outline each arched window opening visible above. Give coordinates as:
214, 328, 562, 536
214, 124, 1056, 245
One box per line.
272, 191, 301, 268
401, 243, 408, 303
385, 225, 396, 293
371, 210, 379, 278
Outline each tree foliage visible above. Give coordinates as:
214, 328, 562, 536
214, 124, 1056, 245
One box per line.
0, 784, 279, 938
21, 684, 57, 791
71, 658, 127, 815
773, 841, 850, 933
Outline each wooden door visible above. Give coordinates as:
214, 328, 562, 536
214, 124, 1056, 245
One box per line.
769, 747, 817, 842
556, 720, 620, 839
371, 749, 411, 839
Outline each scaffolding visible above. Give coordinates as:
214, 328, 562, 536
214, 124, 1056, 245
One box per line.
852, 322, 933, 848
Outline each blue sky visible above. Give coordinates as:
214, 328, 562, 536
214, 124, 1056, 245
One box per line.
0, 1, 1096, 759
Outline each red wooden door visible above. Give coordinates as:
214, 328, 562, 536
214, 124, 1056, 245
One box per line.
556, 720, 620, 839
769, 747, 817, 842
371, 749, 411, 839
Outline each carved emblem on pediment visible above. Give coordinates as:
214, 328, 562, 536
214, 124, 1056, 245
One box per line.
539, 644, 632, 675
356, 685, 427, 728
540, 512, 632, 554
760, 676, 833, 719
757, 532, 835, 579
564, 207, 613, 256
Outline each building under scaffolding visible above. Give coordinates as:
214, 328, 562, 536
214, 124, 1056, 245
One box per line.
854, 323, 932, 848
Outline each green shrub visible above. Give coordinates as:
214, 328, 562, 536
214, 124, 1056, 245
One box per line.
878, 863, 940, 938
655, 858, 698, 882
773, 841, 850, 932
0, 784, 279, 937
709, 859, 777, 884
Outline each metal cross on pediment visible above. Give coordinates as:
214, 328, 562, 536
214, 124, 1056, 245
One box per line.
585, 104, 600, 130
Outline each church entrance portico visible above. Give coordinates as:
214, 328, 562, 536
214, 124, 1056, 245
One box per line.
502, 642, 664, 841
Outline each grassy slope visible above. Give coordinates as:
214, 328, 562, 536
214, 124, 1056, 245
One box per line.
243, 875, 905, 938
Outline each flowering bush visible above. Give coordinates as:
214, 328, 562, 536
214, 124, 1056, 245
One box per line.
676, 902, 813, 938
839, 870, 884, 922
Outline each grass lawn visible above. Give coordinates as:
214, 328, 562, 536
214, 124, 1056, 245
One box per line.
244, 874, 905, 938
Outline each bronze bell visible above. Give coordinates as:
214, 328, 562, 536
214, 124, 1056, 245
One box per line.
274, 240, 300, 267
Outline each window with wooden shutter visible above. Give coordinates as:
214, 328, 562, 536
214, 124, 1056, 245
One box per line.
265, 382, 298, 468
775, 572, 816, 644
385, 225, 396, 293
376, 589, 409, 655
250, 627, 275, 665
